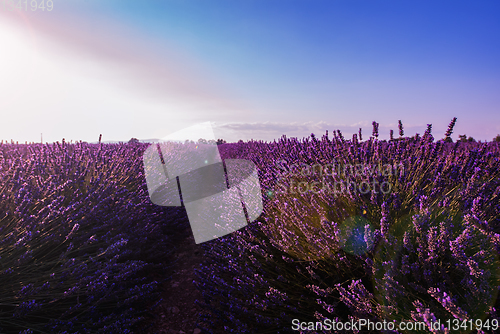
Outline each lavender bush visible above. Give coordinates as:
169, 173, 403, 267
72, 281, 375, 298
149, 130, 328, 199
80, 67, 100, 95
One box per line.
195, 120, 500, 333
0, 141, 182, 333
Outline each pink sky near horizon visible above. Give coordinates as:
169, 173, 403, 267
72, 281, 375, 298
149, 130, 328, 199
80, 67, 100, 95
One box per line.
0, 6, 256, 143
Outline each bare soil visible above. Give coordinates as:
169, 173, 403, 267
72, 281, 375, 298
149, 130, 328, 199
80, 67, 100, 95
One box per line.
145, 231, 206, 334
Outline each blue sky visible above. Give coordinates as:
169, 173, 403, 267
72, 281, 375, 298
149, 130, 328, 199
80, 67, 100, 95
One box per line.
1, 0, 499, 143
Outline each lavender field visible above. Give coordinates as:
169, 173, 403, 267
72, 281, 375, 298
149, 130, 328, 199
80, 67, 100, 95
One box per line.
0, 140, 187, 333
197, 120, 500, 333
2, 120, 500, 333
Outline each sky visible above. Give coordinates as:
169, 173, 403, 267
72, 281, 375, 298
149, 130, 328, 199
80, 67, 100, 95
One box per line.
0, 0, 499, 143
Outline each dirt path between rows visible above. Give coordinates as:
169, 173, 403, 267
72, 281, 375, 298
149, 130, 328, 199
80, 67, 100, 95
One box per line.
146, 230, 206, 334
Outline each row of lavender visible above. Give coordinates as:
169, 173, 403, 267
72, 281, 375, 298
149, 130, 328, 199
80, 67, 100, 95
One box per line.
0, 141, 185, 333
194, 122, 500, 333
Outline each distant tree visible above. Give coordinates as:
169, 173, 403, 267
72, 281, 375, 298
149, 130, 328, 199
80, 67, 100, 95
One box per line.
216, 139, 227, 145
493, 134, 500, 142
467, 136, 476, 143
337, 130, 344, 142
424, 124, 433, 141
458, 134, 468, 142
198, 138, 207, 144
128, 138, 139, 144
390, 129, 394, 141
